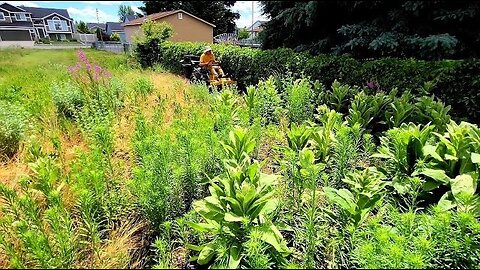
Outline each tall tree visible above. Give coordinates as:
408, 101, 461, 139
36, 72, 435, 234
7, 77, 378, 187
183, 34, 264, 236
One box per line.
260, 1, 480, 59
75, 21, 90, 34
139, 1, 240, 35
118, 4, 135, 22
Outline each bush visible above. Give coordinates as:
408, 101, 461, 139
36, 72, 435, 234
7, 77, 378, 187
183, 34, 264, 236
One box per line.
0, 100, 29, 159
154, 42, 480, 122
133, 21, 173, 68
51, 81, 84, 118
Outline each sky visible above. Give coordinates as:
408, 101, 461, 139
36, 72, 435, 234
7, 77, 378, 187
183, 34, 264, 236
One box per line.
3, 1, 268, 28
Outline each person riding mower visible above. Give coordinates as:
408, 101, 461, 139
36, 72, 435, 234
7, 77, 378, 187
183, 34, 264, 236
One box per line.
200, 46, 225, 80
198, 46, 236, 89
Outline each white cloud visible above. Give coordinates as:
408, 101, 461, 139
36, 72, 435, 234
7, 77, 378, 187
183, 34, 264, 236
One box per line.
131, 5, 142, 14
231, 1, 269, 29
67, 6, 119, 23
4, 1, 40, 7
77, 1, 124, 5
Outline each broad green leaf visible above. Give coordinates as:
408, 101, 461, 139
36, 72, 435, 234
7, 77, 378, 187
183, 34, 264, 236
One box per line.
228, 242, 242, 269
187, 222, 217, 233
259, 224, 289, 253
185, 243, 206, 252
324, 187, 356, 214
451, 174, 475, 198
198, 242, 216, 265
422, 180, 441, 191
423, 144, 442, 161
224, 212, 244, 223
437, 191, 456, 211
259, 197, 278, 216
472, 152, 480, 164
419, 168, 451, 184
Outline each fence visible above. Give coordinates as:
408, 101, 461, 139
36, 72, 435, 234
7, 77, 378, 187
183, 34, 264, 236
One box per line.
94, 41, 131, 54
74, 33, 97, 44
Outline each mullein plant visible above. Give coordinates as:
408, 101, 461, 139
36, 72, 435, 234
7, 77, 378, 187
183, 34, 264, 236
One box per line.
187, 127, 290, 268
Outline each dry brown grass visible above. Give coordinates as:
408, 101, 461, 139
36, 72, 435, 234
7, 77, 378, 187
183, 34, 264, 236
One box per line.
90, 216, 147, 269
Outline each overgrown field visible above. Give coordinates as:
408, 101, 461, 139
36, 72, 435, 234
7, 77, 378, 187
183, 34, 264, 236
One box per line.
0, 48, 479, 269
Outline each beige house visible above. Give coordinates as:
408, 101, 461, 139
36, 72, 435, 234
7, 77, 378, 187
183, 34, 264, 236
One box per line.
122, 9, 215, 44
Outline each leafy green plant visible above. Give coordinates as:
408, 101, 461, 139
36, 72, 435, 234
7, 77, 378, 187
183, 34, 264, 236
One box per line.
255, 76, 283, 126
284, 77, 314, 123
324, 167, 388, 227
296, 148, 325, 268
374, 123, 435, 195
0, 100, 29, 159
286, 122, 313, 153
415, 95, 451, 132
51, 81, 84, 118
311, 105, 342, 163
385, 91, 415, 128
347, 91, 390, 132
187, 128, 290, 268
133, 20, 174, 68
134, 76, 154, 97
0, 156, 77, 268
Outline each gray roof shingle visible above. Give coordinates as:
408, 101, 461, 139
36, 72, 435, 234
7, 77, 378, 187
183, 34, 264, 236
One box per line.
0, 3, 26, 12
21, 6, 71, 19
106, 22, 123, 31
87, 23, 106, 31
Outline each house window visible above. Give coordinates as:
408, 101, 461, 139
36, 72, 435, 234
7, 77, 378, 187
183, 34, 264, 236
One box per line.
178, 13, 183, 20
53, 17, 63, 31
0, 13, 5, 21
15, 13, 27, 21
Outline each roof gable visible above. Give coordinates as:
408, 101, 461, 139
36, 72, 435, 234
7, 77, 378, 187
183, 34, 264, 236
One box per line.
21, 6, 71, 19
0, 3, 26, 12
106, 22, 123, 31
87, 23, 106, 30
122, 9, 215, 28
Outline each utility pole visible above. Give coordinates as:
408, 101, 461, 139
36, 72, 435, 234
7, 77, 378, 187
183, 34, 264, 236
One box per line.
96, 8, 103, 42
251, 1, 254, 43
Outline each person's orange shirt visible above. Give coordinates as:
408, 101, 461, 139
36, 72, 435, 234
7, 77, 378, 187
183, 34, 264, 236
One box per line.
200, 52, 215, 65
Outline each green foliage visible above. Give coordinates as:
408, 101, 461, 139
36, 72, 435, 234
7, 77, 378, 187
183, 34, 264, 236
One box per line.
284, 77, 314, 124
134, 76, 154, 97
156, 42, 480, 122
260, 1, 480, 59
351, 206, 480, 269
51, 81, 84, 118
0, 156, 77, 268
133, 20, 173, 68
187, 128, 290, 268
75, 21, 90, 34
110, 32, 120, 42
255, 76, 283, 126
324, 167, 388, 227
0, 100, 29, 159
238, 28, 250, 40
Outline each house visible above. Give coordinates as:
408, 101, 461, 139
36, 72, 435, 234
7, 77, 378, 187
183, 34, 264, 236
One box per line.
246, 20, 267, 39
123, 14, 138, 24
0, 3, 35, 46
105, 22, 126, 42
86, 23, 105, 33
22, 6, 74, 41
122, 9, 215, 44
0, 2, 74, 47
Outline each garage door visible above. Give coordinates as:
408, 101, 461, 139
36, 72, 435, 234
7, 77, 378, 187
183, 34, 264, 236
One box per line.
0, 30, 32, 41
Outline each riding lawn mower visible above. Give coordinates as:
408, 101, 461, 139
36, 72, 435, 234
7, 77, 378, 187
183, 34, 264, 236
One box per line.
180, 54, 236, 90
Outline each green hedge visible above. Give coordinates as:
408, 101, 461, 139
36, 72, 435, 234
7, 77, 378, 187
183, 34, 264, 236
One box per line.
157, 41, 480, 122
